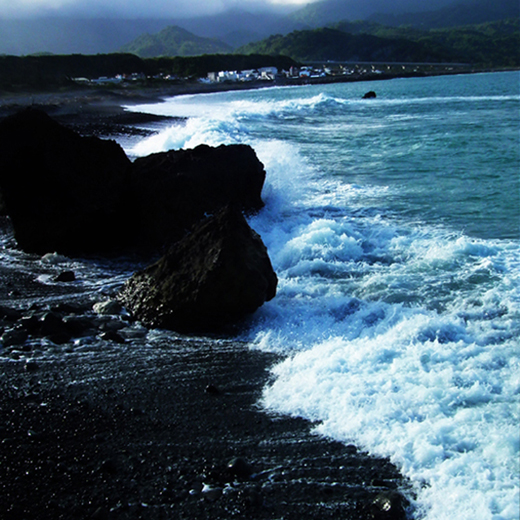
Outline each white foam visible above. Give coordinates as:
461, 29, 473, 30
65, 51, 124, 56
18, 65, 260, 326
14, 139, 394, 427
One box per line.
125, 82, 520, 520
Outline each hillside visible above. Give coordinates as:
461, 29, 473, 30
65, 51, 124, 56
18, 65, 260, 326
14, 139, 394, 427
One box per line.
239, 18, 519, 67
120, 26, 232, 58
238, 27, 448, 63
332, 19, 520, 67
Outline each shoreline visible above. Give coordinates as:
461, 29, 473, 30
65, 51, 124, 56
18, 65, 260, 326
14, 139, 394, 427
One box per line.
0, 79, 422, 519
0, 235, 413, 519
1, 66, 516, 126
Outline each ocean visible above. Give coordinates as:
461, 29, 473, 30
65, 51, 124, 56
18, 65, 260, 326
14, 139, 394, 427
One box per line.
124, 71, 520, 520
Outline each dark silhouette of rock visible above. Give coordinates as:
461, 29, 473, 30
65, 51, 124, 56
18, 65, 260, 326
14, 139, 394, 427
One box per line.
363, 91, 377, 99
0, 109, 267, 256
130, 143, 266, 249
0, 108, 134, 255
118, 206, 277, 333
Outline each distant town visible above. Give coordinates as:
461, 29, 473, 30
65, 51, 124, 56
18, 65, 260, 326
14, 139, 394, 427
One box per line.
73, 61, 474, 88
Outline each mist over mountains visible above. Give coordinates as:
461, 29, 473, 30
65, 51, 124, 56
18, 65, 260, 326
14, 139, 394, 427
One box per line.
0, 0, 517, 56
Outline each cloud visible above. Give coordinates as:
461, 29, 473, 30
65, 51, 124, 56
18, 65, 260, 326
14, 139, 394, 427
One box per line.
0, 0, 315, 18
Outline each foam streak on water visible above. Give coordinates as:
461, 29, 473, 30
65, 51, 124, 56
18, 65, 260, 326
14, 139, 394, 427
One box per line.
125, 72, 520, 520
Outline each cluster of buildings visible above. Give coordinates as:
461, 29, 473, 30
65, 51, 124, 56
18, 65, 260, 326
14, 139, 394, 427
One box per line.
204, 66, 278, 83
204, 63, 388, 84
74, 62, 467, 88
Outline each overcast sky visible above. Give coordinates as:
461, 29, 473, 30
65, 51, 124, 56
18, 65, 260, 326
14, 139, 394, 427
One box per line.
0, 0, 318, 18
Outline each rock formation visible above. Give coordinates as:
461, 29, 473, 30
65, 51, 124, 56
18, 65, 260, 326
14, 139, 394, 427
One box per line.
0, 108, 133, 255
0, 108, 276, 331
130, 143, 266, 249
0, 108, 267, 255
118, 206, 277, 333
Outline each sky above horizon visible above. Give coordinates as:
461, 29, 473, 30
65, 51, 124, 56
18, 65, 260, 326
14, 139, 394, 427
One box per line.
0, 0, 318, 18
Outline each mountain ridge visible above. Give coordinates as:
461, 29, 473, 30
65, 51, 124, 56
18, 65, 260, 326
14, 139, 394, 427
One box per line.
238, 19, 520, 67
0, 0, 517, 57
120, 26, 232, 58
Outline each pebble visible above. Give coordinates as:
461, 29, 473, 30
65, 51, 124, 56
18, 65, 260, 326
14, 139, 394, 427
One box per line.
1, 328, 29, 347
227, 457, 253, 479
25, 360, 39, 371
370, 491, 406, 520
54, 270, 76, 282
93, 300, 123, 315
205, 384, 220, 395
99, 331, 125, 343
201, 484, 223, 502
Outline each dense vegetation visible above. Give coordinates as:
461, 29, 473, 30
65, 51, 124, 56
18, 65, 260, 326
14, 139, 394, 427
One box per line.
0, 53, 298, 92
238, 28, 449, 63
239, 18, 520, 66
120, 26, 232, 58
332, 19, 520, 67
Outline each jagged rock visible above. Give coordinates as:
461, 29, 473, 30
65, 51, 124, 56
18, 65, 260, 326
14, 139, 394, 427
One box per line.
0, 108, 133, 255
118, 206, 277, 333
0, 109, 267, 256
130, 143, 266, 249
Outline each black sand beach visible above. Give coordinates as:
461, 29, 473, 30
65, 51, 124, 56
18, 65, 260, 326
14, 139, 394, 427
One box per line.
0, 87, 413, 519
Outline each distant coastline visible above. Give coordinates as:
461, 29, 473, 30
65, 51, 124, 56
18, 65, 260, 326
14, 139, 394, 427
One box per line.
1, 65, 517, 123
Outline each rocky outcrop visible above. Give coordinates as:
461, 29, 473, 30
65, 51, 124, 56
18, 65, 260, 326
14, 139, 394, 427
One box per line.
362, 91, 377, 99
118, 206, 277, 333
130, 143, 266, 249
0, 108, 276, 330
0, 108, 267, 255
0, 108, 134, 255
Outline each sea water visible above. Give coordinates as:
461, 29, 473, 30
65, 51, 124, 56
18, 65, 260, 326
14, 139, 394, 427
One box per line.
125, 71, 520, 520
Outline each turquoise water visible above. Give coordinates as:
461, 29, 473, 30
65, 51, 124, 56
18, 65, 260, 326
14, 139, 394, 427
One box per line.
127, 71, 520, 520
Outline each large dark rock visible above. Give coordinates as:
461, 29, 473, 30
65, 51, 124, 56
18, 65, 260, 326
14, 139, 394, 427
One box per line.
130, 143, 266, 249
0, 108, 134, 255
0, 109, 267, 255
118, 206, 277, 333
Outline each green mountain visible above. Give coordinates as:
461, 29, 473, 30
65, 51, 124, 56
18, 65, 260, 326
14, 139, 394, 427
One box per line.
238, 27, 452, 63
332, 18, 520, 67
238, 18, 519, 67
120, 26, 232, 58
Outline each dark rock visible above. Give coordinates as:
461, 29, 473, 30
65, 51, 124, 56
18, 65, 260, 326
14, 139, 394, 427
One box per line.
24, 360, 39, 372
39, 312, 65, 336
130, 143, 266, 249
118, 206, 277, 333
0, 109, 267, 256
0, 306, 23, 322
205, 384, 221, 395
93, 300, 123, 316
227, 457, 253, 479
54, 271, 76, 282
99, 330, 125, 344
18, 315, 41, 334
201, 485, 223, 502
62, 315, 97, 337
0, 108, 134, 255
363, 91, 377, 99
1, 327, 28, 347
